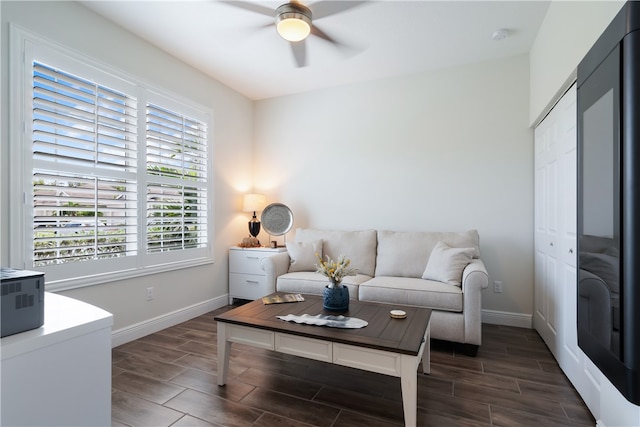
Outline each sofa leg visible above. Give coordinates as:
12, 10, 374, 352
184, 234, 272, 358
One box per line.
459, 344, 479, 357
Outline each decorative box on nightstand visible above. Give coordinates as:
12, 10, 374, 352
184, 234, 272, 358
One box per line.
228, 246, 287, 304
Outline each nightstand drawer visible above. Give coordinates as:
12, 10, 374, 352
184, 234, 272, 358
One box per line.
229, 273, 270, 300
229, 251, 272, 275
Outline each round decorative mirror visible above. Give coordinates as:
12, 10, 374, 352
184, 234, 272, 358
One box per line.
261, 203, 293, 236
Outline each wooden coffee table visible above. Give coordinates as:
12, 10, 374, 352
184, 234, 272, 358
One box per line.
215, 293, 431, 427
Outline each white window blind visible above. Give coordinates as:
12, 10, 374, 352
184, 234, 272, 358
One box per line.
146, 104, 208, 253
15, 41, 213, 289
32, 62, 139, 267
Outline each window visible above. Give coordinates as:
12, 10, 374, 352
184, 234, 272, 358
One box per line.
11, 28, 212, 290
145, 104, 208, 254
33, 62, 139, 267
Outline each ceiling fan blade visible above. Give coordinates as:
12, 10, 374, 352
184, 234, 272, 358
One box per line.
310, 1, 368, 20
290, 41, 307, 67
311, 24, 364, 59
218, 1, 274, 18
310, 25, 339, 46
310, 24, 352, 49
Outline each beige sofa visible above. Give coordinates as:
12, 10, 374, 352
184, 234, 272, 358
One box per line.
261, 228, 489, 354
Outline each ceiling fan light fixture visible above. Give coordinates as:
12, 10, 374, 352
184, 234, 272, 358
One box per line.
276, 3, 312, 42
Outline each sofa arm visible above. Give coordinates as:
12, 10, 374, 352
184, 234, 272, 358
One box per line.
461, 259, 489, 346
462, 259, 489, 292
261, 252, 291, 293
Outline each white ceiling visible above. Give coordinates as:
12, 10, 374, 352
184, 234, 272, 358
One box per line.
80, 0, 551, 100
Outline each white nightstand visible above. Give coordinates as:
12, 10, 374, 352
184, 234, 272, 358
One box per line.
228, 246, 287, 304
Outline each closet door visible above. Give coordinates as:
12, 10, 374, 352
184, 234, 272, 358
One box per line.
556, 85, 581, 374
534, 84, 577, 360
534, 100, 561, 356
535, 83, 612, 423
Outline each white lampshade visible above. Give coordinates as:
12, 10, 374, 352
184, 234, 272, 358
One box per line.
243, 194, 266, 213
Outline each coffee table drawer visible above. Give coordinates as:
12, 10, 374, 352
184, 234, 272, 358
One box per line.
334, 343, 402, 377
275, 333, 332, 363
226, 324, 274, 350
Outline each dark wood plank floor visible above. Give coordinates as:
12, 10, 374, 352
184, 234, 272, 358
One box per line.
111, 304, 595, 426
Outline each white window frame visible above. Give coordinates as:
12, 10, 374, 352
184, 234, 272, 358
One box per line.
9, 25, 214, 291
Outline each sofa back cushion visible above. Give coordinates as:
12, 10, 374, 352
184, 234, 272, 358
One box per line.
294, 228, 377, 277
375, 230, 480, 278
286, 240, 323, 272
422, 241, 475, 286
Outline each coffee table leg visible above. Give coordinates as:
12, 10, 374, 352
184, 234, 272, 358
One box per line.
400, 355, 418, 427
422, 323, 430, 374
217, 322, 231, 386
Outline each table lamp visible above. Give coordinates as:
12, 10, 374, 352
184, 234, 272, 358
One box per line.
243, 194, 267, 238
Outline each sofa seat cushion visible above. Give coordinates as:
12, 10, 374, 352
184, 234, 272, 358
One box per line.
358, 276, 462, 312
276, 272, 372, 300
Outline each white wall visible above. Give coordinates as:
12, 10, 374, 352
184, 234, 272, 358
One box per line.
0, 1, 253, 333
254, 54, 534, 320
529, 0, 624, 125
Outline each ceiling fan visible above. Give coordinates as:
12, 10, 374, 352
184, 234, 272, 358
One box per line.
221, 1, 366, 67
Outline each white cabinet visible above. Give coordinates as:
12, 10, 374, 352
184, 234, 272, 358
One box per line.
0, 292, 113, 426
229, 246, 287, 304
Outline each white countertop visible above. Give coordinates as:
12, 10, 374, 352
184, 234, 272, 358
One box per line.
0, 292, 113, 359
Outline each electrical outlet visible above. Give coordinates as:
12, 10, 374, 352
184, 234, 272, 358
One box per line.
146, 286, 154, 301
494, 281, 503, 293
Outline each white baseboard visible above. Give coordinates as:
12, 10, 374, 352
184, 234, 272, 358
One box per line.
482, 309, 533, 329
111, 294, 229, 347
111, 299, 533, 347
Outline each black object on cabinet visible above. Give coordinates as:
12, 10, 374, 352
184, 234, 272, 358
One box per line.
577, 1, 640, 405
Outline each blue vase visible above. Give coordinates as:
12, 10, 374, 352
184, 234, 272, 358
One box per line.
323, 284, 349, 312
